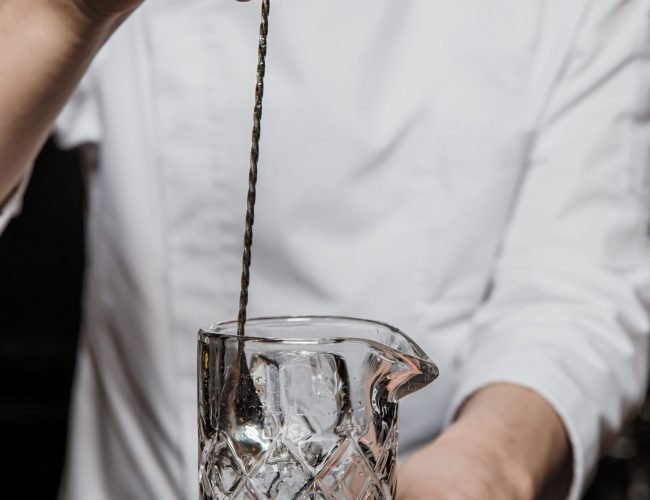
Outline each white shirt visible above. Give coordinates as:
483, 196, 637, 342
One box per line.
2, 1, 650, 499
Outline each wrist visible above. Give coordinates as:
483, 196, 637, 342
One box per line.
450, 410, 536, 500
398, 414, 537, 500
455, 383, 570, 498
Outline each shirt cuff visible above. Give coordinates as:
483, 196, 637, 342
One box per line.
444, 352, 595, 500
0, 166, 33, 234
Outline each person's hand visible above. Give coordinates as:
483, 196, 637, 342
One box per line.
397, 384, 570, 500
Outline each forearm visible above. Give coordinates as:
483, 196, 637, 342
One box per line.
455, 383, 570, 497
0, 0, 126, 202
398, 383, 570, 499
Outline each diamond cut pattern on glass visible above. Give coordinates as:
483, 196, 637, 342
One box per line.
318, 440, 372, 499
298, 436, 339, 469
374, 423, 398, 484
253, 441, 310, 498
233, 480, 265, 500
200, 428, 397, 498
200, 433, 244, 496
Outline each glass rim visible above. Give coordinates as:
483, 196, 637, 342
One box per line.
198, 315, 434, 365
201, 315, 402, 339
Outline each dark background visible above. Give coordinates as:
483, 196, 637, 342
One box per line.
0, 140, 84, 498
0, 141, 648, 499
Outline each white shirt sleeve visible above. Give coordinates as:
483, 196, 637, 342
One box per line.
446, 1, 650, 498
54, 71, 102, 150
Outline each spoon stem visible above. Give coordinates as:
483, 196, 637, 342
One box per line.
237, 0, 271, 338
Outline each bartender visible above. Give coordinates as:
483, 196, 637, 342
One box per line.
1, 0, 650, 499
